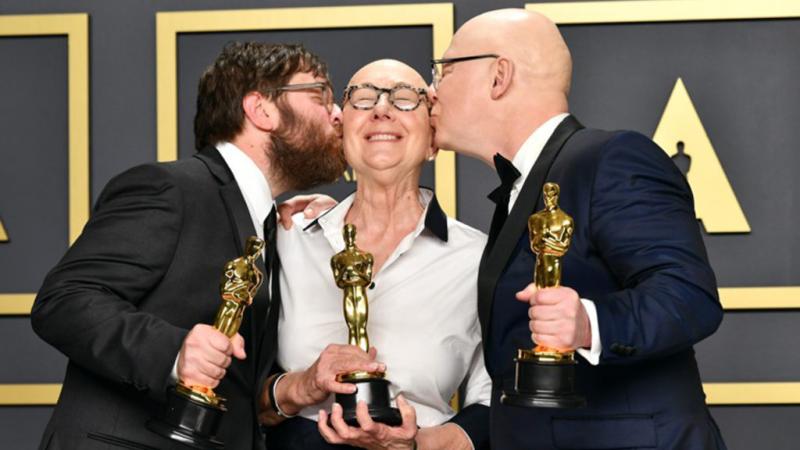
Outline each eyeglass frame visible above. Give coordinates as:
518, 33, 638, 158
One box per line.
342, 82, 430, 112
430, 53, 500, 89
263, 81, 335, 113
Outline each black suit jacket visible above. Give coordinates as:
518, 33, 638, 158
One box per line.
31, 147, 279, 450
479, 116, 727, 450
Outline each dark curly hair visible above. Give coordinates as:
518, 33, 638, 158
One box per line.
194, 42, 329, 150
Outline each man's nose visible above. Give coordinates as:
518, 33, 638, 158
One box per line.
427, 84, 438, 104
330, 103, 343, 125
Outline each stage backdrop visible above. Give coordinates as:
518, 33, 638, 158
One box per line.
1, 1, 799, 448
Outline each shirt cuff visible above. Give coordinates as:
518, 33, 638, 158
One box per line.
169, 353, 179, 385
446, 404, 489, 450
576, 298, 602, 366
450, 422, 475, 450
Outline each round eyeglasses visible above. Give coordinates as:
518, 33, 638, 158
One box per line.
343, 83, 428, 112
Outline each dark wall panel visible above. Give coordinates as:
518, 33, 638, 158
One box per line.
0, 37, 69, 291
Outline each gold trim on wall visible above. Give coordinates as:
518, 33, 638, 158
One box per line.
0, 14, 90, 316
5, 287, 797, 316
4, 381, 798, 407
0, 384, 61, 406
155, 4, 456, 216
526, 0, 800, 24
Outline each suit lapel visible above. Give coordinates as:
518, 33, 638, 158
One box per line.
477, 116, 584, 339
195, 148, 269, 365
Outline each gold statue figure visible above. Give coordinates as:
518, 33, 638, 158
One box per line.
177, 236, 265, 407
522, 182, 575, 361
331, 224, 382, 382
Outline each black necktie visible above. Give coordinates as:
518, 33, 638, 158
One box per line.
487, 153, 521, 248
254, 206, 277, 342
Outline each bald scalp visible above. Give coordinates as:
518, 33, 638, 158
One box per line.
348, 59, 427, 88
454, 9, 572, 95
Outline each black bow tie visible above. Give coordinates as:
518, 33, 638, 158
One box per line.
488, 153, 521, 205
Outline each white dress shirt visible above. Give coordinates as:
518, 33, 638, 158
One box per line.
276, 189, 492, 428
216, 141, 274, 241
508, 114, 602, 365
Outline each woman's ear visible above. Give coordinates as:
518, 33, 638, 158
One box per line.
242, 91, 277, 131
490, 57, 514, 100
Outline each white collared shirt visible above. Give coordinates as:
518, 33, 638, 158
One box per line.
507, 114, 602, 365
216, 141, 274, 240
276, 189, 492, 428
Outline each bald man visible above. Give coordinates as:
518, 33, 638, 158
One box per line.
430, 9, 727, 450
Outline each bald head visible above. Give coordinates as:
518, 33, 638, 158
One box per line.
348, 59, 427, 89
453, 9, 572, 96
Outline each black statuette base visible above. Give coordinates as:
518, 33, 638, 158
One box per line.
146, 386, 225, 449
334, 378, 402, 427
501, 356, 586, 409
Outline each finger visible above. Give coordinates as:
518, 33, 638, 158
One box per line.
181, 372, 218, 389
307, 195, 337, 215
515, 283, 538, 302
231, 333, 247, 360
531, 319, 562, 336
205, 329, 233, 354
322, 379, 358, 395
329, 403, 354, 439
278, 210, 293, 230
536, 287, 579, 305
530, 305, 562, 322
198, 359, 227, 380
317, 409, 344, 444
367, 346, 378, 360
396, 395, 417, 432
355, 400, 377, 432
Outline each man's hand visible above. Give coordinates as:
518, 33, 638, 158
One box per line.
318, 395, 418, 450
515, 284, 591, 351
177, 324, 245, 388
277, 194, 337, 230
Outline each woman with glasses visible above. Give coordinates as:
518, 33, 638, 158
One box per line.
260, 59, 491, 450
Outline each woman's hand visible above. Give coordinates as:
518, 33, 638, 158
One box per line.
318, 395, 418, 450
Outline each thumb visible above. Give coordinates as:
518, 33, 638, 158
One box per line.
396, 395, 417, 430
515, 283, 538, 303
367, 346, 378, 360
231, 333, 247, 360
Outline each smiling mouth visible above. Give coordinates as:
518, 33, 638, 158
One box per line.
366, 133, 401, 142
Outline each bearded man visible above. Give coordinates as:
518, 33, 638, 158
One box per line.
31, 42, 346, 450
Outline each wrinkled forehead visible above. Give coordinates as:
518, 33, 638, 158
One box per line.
348, 60, 426, 90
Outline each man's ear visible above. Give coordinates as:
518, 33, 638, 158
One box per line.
242, 91, 277, 131
427, 129, 439, 161
490, 57, 514, 100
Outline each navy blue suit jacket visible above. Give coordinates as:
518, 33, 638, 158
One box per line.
478, 116, 727, 450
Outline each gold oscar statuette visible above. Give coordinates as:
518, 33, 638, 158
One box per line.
501, 183, 586, 408
148, 236, 265, 449
329, 224, 401, 426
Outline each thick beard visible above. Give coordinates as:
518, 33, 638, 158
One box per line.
269, 102, 346, 191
